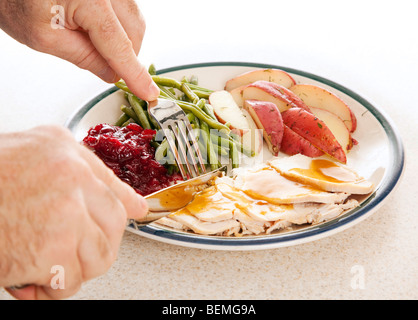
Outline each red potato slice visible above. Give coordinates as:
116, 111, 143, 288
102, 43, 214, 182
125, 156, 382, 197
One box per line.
225, 68, 296, 92
309, 107, 353, 154
281, 107, 347, 163
290, 84, 357, 133
244, 100, 284, 156
241, 81, 295, 112
280, 125, 324, 158
262, 82, 312, 113
209, 90, 250, 135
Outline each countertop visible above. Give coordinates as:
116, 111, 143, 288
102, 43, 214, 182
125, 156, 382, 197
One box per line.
0, 0, 417, 300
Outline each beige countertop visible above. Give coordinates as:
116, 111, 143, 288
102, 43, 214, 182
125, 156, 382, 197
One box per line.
0, 0, 417, 300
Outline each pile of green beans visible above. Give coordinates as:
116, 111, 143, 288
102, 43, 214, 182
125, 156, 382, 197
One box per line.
114, 64, 255, 172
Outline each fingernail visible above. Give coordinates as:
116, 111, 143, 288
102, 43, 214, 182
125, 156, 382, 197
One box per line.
8, 284, 30, 290
148, 81, 160, 100
138, 195, 149, 216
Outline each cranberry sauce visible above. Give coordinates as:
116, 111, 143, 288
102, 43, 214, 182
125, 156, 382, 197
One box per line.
83, 123, 181, 196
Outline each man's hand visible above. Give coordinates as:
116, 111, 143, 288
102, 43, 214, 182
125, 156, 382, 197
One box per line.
0, 126, 148, 299
0, 0, 160, 101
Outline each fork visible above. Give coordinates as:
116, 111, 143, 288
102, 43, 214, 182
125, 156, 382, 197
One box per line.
148, 98, 207, 180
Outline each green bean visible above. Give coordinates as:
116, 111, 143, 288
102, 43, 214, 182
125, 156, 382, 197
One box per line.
186, 112, 195, 123
115, 113, 130, 127
127, 94, 152, 129
229, 140, 240, 169
181, 83, 199, 104
150, 139, 160, 149
158, 85, 177, 100
121, 119, 133, 127
201, 121, 219, 170
189, 75, 199, 85
171, 99, 231, 133
196, 98, 206, 109
121, 105, 139, 123
148, 64, 157, 76
115, 80, 132, 94
202, 103, 217, 120
166, 165, 174, 175
212, 142, 229, 156
185, 83, 213, 93
230, 137, 255, 157
168, 88, 177, 96
152, 76, 182, 90
192, 90, 211, 99
210, 133, 231, 148
155, 140, 169, 165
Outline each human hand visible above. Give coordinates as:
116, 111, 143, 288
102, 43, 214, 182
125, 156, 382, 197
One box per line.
0, 0, 159, 101
0, 126, 148, 300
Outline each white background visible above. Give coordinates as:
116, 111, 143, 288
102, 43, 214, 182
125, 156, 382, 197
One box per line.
0, 0, 417, 299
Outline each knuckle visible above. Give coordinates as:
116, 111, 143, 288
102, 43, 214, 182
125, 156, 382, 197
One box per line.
98, 11, 119, 40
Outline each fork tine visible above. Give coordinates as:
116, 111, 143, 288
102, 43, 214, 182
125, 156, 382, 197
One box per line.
182, 119, 207, 175
177, 120, 201, 178
148, 98, 210, 180
170, 123, 194, 179
163, 128, 188, 180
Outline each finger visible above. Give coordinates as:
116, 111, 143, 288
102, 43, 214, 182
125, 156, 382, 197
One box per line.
81, 176, 127, 263
6, 285, 36, 300
110, 0, 145, 55
78, 145, 149, 220
74, 0, 160, 101
6, 262, 83, 300
41, 28, 119, 83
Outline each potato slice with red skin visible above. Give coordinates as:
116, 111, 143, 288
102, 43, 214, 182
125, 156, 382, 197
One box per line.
244, 100, 284, 156
290, 84, 357, 133
309, 106, 353, 155
263, 82, 312, 113
281, 107, 347, 163
225, 69, 296, 91
241, 81, 295, 111
280, 125, 324, 158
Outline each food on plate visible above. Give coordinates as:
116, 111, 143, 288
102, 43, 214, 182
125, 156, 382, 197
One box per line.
289, 84, 357, 133
280, 125, 325, 158
224, 68, 296, 92
155, 155, 372, 236
83, 123, 182, 196
240, 108, 264, 156
234, 80, 297, 111
208, 90, 251, 134
281, 107, 347, 163
269, 154, 374, 194
260, 81, 312, 113
309, 106, 353, 154
114, 73, 257, 175
243, 100, 284, 156
82, 66, 370, 238
234, 167, 350, 204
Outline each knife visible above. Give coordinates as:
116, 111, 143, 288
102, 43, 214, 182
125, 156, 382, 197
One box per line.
131, 166, 228, 227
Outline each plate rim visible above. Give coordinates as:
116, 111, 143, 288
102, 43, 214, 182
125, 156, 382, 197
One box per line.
65, 61, 405, 251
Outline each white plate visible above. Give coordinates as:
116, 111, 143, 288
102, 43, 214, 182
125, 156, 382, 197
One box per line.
66, 62, 405, 251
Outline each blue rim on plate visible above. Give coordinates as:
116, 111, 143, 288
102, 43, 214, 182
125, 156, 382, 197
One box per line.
65, 62, 405, 250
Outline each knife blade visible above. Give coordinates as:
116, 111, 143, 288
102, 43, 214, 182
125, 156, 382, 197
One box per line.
132, 166, 227, 227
